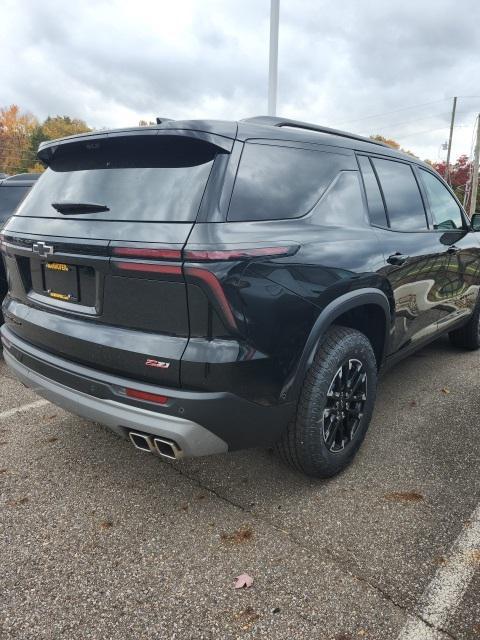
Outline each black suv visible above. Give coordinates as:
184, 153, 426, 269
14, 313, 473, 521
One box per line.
0, 173, 41, 322
2, 117, 480, 477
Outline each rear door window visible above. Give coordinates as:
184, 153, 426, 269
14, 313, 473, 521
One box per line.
372, 158, 427, 231
17, 135, 218, 222
228, 142, 351, 221
418, 169, 464, 230
0, 186, 30, 223
312, 172, 366, 227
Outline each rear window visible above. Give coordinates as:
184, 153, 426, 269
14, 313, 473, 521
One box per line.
0, 185, 30, 223
17, 136, 218, 222
228, 143, 351, 221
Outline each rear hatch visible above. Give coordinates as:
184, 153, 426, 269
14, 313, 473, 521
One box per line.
1, 130, 232, 386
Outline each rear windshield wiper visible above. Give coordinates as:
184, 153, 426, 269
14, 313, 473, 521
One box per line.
51, 202, 110, 214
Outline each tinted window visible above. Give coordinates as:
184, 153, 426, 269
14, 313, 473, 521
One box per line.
419, 169, 464, 230
313, 172, 365, 226
357, 156, 387, 226
17, 136, 216, 222
228, 143, 349, 221
0, 186, 30, 223
372, 158, 427, 231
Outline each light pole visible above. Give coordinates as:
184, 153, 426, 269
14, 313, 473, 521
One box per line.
469, 115, 480, 216
268, 0, 280, 116
445, 96, 457, 185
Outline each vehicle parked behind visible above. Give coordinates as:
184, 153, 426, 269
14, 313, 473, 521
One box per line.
0, 173, 41, 323
1, 118, 480, 477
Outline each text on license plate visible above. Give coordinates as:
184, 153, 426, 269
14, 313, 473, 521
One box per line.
45, 262, 70, 272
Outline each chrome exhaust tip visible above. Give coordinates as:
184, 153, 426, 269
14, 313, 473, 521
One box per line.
153, 437, 183, 460
129, 431, 155, 453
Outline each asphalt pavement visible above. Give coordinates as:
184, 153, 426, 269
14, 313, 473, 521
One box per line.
0, 335, 479, 639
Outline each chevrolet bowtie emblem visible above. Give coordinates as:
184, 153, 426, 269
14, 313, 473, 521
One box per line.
32, 241, 54, 257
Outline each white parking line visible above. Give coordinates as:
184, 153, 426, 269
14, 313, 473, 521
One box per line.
397, 503, 480, 639
0, 399, 50, 420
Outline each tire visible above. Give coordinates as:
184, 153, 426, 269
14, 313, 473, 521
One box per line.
277, 325, 378, 478
448, 303, 480, 350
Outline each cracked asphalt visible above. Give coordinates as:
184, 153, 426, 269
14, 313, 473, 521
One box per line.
0, 335, 479, 639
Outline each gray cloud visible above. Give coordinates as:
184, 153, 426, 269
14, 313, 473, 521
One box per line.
1, 0, 479, 160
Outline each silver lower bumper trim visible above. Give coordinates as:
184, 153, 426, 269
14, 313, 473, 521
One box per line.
4, 349, 228, 457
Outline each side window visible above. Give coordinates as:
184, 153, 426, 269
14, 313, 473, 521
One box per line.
357, 156, 387, 227
0, 186, 30, 223
228, 143, 351, 221
372, 158, 427, 231
418, 169, 464, 230
312, 171, 366, 227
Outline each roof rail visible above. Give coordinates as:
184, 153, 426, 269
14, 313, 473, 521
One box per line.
240, 116, 389, 148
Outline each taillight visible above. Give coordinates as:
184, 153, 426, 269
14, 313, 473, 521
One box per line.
112, 246, 183, 274
184, 267, 237, 330
112, 245, 296, 332
125, 388, 169, 405
115, 262, 182, 275
113, 247, 182, 260
184, 246, 296, 261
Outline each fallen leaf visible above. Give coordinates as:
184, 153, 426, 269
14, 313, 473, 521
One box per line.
7, 497, 28, 507
100, 520, 113, 530
233, 606, 260, 625
234, 573, 253, 589
470, 550, 480, 566
441, 387, 450, 394
46, 436, 58, 443
409, 400, 417, 407
384, 491, 424, 503
221, 527, 253, 544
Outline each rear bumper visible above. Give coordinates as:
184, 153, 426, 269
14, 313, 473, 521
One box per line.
1, 326, 293, 456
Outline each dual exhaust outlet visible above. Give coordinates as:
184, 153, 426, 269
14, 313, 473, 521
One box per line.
129, 431, 183, 461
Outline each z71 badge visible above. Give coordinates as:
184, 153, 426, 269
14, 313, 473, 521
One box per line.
145, 359, 170, 369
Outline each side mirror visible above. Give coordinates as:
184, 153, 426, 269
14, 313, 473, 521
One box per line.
471, 213, 480, 231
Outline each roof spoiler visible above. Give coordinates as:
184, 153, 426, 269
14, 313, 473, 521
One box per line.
37, 127, 234, 166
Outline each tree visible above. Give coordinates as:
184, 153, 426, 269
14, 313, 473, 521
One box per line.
370, 134, 400, 150
370, 134, 418, 159
41, 115, 91, 140
430, 154, 478, 211
0, 105, 38, 174
22, 115, 91, 174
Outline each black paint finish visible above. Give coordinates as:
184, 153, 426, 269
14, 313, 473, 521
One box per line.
2, 118, 480, 451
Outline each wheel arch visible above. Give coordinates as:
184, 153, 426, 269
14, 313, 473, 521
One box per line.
282, 288, 391, 402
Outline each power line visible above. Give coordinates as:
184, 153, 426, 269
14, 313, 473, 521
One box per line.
359, 109, 476, 136
392, 124, 470, 141
334, 98, 450, 127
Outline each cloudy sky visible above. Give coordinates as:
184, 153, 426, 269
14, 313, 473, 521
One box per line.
1, 0, 480, 161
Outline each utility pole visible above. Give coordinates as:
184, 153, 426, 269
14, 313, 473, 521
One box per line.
469, 115, 480, 216
445, 96, 457, 185
268, 0, 280, 116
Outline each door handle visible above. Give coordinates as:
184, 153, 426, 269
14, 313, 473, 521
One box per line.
387, 252, 409, 266
447, 245, 459, 254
